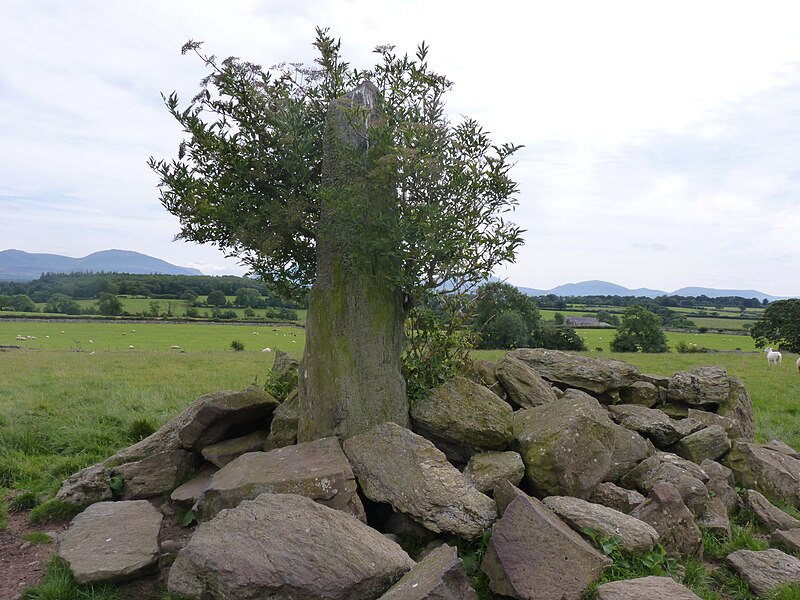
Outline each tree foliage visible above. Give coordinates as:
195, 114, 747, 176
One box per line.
96, 293, 123, 316
473, 282, 540, 349
148, 28, 524, 304
610, 305, 668, 353
751, 299, 800, 353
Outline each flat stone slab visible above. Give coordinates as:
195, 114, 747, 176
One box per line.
378, 544, 477, 599
727, 549, 800, 597
59, 500, 162, 584
595, 576, 702, 599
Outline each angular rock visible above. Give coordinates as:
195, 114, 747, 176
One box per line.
687, 408, 743, 442
464, 359, 506, 399
727, 548, 800, 597
463, 451, 525, 494
672, 425, 731, 464
629, 482, 703, 557
606, 423, 654, 483
264, 388, 298, 450
619, 381, 660, 408
384, 511, 437, 544
699, 459, 739, 515
493, 479, 529, 517
771, 528, 800, 553
607, 404, 703, 449
378, 544, 477, 600
589, 482, 646, 514
169, 493, 414, 600
507, 348, 640, 394
620, 452, 710, 517
725, 441, 800, 508
196, 437, 364, 521
178, 386, 279, 451
59, 500, 162, 584
542, 496, 660, 554
717, 376, 755, 441
170, 467, 215, 506
765, 439, 800, 459
744, 489, 800, 532
667, 366, 730, 408
55, 464, 112, 507
270, 348, 299, 393
200, 430, 267, 467
495, 354, 558, 408
410, 376, 513, 464
594, 575, 702, 599
481, 494, 611, 600
698, 496, 732, 538
111, 449, 197, 500
343, 423, 497, 539
513, 389, 616, 498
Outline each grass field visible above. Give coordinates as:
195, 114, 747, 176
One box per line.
575, 329, 758, 353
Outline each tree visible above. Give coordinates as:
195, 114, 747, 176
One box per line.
45, 294, 81, 315
532, 324, 587, 351
97, 293, 123, 316
751, 299, 800, 353
234, 287, 261, 308
473, 282, 539, 349
206, 290, 227, 307
610, 305, 668, 353
150, 30, 523, 440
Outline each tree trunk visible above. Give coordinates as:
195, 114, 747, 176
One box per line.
297, 81, 409, 441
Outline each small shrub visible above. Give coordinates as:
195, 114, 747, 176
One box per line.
230, 340, 245, 352
109, 475, 124, 496
22, 531, 53, 544
127, 418, 156, 442
8, 491, 40, 512
28, 499, 81, 525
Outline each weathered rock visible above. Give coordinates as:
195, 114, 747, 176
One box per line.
727, 548, 800, 597
698, 496, 732, 538
111, 449, 197, 500
507, 348, 640, 394
765, 439, 800, 459
667, 366, 730, 408
343, 423, 497, 539
59, 500, 162, 584
606, 423, 654, 483
170, 467, 215, 506
687, 408, 743, 442
495, 354, 558, 408
725, 441, 800, 508
493, 479, 529, 516
270, 348, 299, 392
744, 489, 800, 532
196, 437, 364, 521
200, 430, 267, 467
513, 389, 616, 498
717, 376, 755, 441
55, 464, 112, 507
465, 359, 506, 399
594, 575, 702, 599
463, 451, 525, 494
699, 459, 739, 515
619, 381, 660, 408
378, 544, 477, 600
264, 388, 299, 450
771, 528, 800, 553
629, 482, 703, 557
168, 493, 414, 600
384, 511, 437, 544
178, 387, 279, 450
481, 494, 611, 600
620, 452, 710, 517
672, 425, 731, 464
589, 482, 646, 514
410, 376, 513, 464
607, 404, 703, 448
542, 496, 660, 554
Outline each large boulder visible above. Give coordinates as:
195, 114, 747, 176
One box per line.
666, 366, 730, 408
618, 381, 660, 408
264, 388, 299, 450
725, 441, 800, 508
59, 500, 162, 584
168, 493, 414, 600
717, 376, 755, 441
55, 464, 113, 507
606, 423, 655, 483
343, 423, 497, 540
507, 348, 640, 395
589, 482, 645, 514
542, 496, 660, 554
495, 354, 558, 408
111, 449, 197, 500
513, 389, 616, 498
200, 431, 268, 467
607, 404, 703, 449
672, 425, 731, 464
410, 376, 513, 464
699, 459, 739, 515
727, 549, 800, 597
744, 489, 800, 532
463, 451, 525, 495
377, 544, 477, 600
629, 482, 703, 557
594, 576, 702, 599
481, 494, 611, 600
195, 437, 364, 521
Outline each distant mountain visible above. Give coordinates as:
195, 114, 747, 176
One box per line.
0, 249, 203, 280
670, 287, 776, 300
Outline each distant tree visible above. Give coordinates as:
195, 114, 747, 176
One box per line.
751, 299, 800, 353
206, 290, 227, 307
610, 305, 668, 353
553, 312, 565, 325
473, 282, 539, 349
596, 310, 620, 326
97, 293, 124, 316
148, 301, 161, 317
532, 324, 587, 351
235, 287, 261, 308
7, 294, 37, 313
45, 294, 81, 315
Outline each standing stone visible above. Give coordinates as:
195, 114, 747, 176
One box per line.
727, 549, 800, 597
59, 500, 162, 584
495, 354, 558, 408
481, 494, 611, 600
169, 493, 414, 600
378, 544, 478, 600
629, 482, 703, 557
594, 576, 702, 599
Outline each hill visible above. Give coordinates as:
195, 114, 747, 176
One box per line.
0, 249, 203, 280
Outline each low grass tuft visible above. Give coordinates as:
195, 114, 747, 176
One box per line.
28, 499, 81, 525
19, 555, 124, 600
22, 531, 53, 544
9, 490, 41, 512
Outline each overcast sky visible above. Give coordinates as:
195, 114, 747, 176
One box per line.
2, 1, 800, 296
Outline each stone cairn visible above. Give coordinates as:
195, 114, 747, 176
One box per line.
52, 348, 800, 599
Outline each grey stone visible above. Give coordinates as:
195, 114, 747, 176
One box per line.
463, 451, 525, 494
620, 452, 710, 517
170, 467, 216, 506
481, 494, 611, 600
606, 423, 654, 483
595, 576, 702, 599
698, 496, 732, 538
200, 430, 267, 467
687, 408, 743, 441
744, 489, 800, 532
672, 425, 731, 464
619, 381, 660, 408
607, 404, 703, 448
727, 549, 800, 597
111, 449, 197, 500
343, 423, 497, 540
764, 439, 800, 459
495, 354, 558, 408
196, 437, 364, 521
55, 464, 112, 507
542, 495, 660, 554
699, 459, 739, 515
772, 528, 800, 553
410, 376, 513, 464
513, 389, 616, 498
667, 366, 730, 408
589, 482, 646, 514
59, 500, 162, 584
464, 359, 506, 399
168, 493, 414, 600
725, 441, 800, 508
264, 388, 298, 450
507, 348, 640, 394
717, 376, 755, 441
378, 544, 477, 600
629, 482, 703, 557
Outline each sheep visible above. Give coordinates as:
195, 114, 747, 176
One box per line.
765, 347, 782, 365
797, 356, 800, 373
15, 335, 25, 340
128, 345, 135, 350
170, 345, 181, 350
261, 347, 272, 353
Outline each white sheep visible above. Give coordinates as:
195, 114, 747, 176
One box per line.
765, 347, 782, 365
261, 347, 272, 353
128, 345, 135, 350
171, 345, 181, 350
15, 335, 25, 340
796, 356, 800, 373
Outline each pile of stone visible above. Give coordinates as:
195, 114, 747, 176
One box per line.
53, 349, 800, 599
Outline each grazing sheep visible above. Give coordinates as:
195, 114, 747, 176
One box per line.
797, 356, 800, 373
15, 335, 25, 340
171, 345, 181, 350
128, 345, 135, 350
261, 347, 272, 353
765, 347, 783, 365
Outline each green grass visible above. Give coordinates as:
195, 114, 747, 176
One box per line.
19, 555, 126, 600
23, 531, 54, 544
